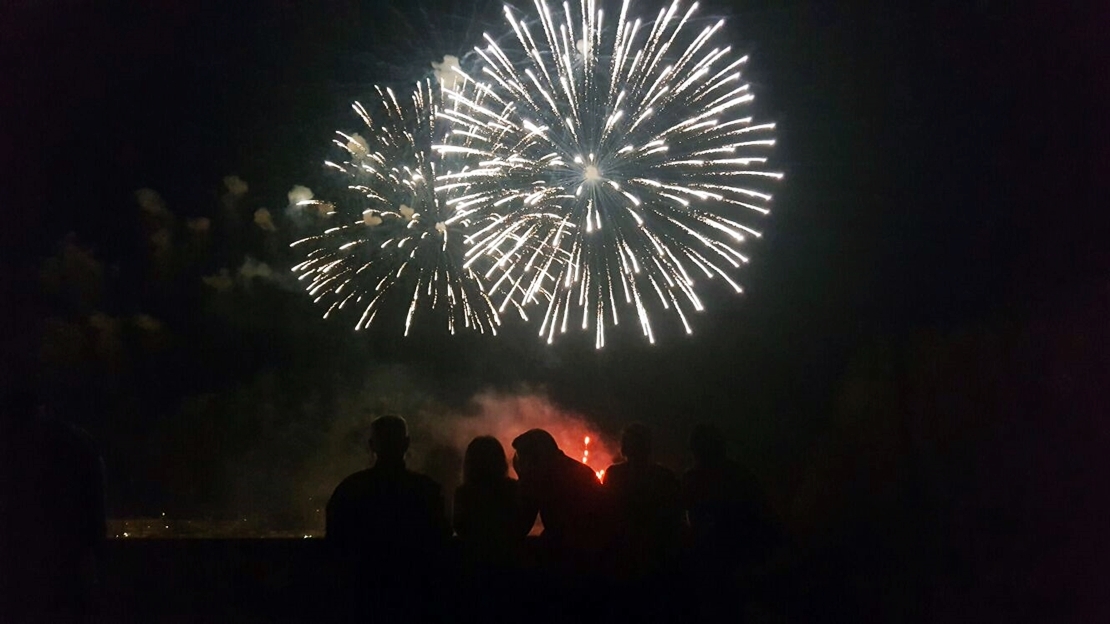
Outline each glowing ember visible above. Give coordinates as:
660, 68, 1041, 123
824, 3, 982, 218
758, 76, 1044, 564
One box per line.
581, 435, 605, 482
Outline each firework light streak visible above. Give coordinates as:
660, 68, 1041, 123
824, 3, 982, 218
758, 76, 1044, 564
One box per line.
581, 435, 605, 481
290, 80, 504, 336
437, 0, 781, 347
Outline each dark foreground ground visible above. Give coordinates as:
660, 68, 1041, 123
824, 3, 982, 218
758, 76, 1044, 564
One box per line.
90, 538, 816, 622
79, 535, 1107, 623
94, 539, 321, 622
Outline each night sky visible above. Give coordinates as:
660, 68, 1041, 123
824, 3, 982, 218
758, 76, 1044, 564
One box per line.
1, 0, 1108, 536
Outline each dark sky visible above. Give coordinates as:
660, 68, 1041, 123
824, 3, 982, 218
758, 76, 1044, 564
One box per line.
4, 1, 1105, 291
2, 0, 1107, 461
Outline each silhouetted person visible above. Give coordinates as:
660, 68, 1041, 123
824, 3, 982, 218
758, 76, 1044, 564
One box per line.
682, 424, 781, 619
604, 424, 682, 580
684, 424, 779, 562
512, 429, 610, 619
0, 390, 106, 623
453, 436, 531, 621
325, 415, 450, 621
512, 429, 608, 569
454, 436, 530, 563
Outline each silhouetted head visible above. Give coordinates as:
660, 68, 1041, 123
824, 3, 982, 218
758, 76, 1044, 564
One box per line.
620, 423, 653, 463
369, 415, 409, 464
690, 423, 727, 466
511, 428, 559, 481
463, 436, 509, 485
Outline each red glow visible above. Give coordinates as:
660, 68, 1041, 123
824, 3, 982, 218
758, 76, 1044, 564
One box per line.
432, 392, 614, 482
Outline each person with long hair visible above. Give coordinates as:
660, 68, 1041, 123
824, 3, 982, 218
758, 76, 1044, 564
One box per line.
453, 436, 530, 564
453, 436, 533, 620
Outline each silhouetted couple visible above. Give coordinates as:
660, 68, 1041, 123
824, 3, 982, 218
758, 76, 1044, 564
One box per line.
601, 422, 782, 621
326, 417, 611, 621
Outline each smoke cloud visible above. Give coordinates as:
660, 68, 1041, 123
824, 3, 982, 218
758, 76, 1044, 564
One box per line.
237, 256, 275, 282
427, 390, 616, 474
432, 55, 464, 91
285, 184, 332, 221
345, 133, 369, 159
223, 175, 249, 197
202, 269, 234, 292
132, 313, 163, 332
287, 185, 313, 207
39, 234, 105, 312
135, 188, 170, 217
186, 217, 211, 233
253, 208, 276, 232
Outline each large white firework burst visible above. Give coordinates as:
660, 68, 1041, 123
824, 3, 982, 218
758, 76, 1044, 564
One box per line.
437, 0, 782, 347
291, 80, 502, 336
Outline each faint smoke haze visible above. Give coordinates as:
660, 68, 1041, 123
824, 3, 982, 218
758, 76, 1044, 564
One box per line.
276, 383, 615, 532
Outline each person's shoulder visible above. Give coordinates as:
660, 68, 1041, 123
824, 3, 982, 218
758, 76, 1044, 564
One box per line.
682, 465, 714, 490
569, 456, 601, 484
604, 461, 630, 481
457, 477, 516, 499
723, 459, 757, 484
723, 459, 744, 472
332, 468, 374, 496
404, 470, 443, 493
487, 476, 519, 492
606, 461, 629, 475
650, 462, 679, 481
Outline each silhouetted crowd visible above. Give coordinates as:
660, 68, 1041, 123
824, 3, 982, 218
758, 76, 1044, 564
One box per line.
1, 393, 783, 622
323, 415, 783, 622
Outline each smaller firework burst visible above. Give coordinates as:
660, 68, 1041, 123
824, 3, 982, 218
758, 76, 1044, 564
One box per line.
291, 80, 502, 336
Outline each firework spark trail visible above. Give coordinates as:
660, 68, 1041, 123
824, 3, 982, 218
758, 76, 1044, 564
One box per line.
290, 79, 506, 336
437, 0, 781, 347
